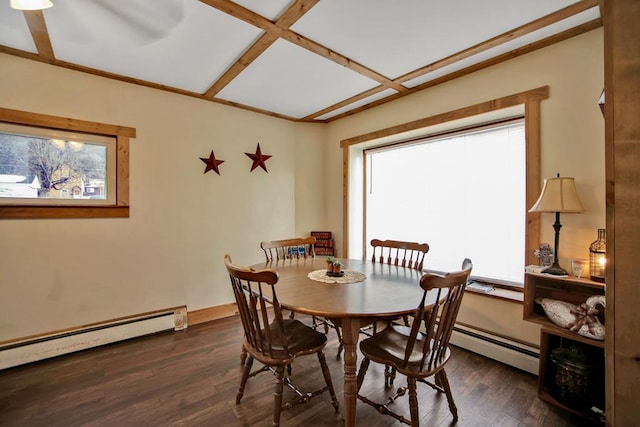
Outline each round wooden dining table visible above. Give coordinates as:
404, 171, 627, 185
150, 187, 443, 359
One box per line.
249, 257, 432, 427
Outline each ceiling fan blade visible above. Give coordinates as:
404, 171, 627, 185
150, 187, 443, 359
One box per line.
91, 0, 185, 44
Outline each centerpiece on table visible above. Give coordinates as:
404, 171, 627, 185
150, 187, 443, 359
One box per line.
325, 257, 344, 277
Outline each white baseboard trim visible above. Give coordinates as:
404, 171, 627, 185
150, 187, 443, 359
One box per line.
450, 324, 539, 375
0, 306, 187, 370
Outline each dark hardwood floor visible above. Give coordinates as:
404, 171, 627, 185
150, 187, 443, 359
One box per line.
0, 315, 582, 426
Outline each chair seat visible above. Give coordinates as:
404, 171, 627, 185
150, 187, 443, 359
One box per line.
360, 324, 450, 377
264, 318, 328, 356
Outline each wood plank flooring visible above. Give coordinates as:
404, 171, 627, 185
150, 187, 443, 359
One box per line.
0, 316, 583, 426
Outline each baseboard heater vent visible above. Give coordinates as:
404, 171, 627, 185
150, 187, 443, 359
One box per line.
0, 306, 187, 370
450, 323, 539, 375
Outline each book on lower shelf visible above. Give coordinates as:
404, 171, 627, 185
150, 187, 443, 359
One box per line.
315, 246, 335, 256
311, 231, 332, 239
315, 239, 334, 248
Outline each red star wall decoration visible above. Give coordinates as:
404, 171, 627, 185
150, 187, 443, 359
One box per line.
200, 150, 225, 175
245, 143, 272, 173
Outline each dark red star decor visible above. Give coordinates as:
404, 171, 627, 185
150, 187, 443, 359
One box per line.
199, 150, 225, 175
245, 143, 272, 173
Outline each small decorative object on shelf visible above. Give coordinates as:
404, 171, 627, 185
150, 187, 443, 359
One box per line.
534, 243, 554, 267
589, 229, 606, 283
535, 295, 605, 340
550, 346, 593, 408
570, 258, 589, 279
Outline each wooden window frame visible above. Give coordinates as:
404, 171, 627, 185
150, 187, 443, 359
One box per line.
0, 107, 135, 219
340, 86, 549, 268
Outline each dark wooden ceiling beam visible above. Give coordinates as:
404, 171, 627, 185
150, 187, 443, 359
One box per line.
302, 86, 389, 121
22, 10, 54, 61
324, 19, 602, 123
204, 32, 278, 98
395, 0, 599, 84
203, 0, 317, 98
275, 0, 319, 28
198, 0, 407, 93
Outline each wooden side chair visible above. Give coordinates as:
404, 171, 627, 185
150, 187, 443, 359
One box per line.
368, 239, 430, 331
224, 254, 339, 426
261, 236, 316, 262
355, 259, 472, 426
260, 236, 343, 355
370, 239, 429, 271
332, 239, 431, 359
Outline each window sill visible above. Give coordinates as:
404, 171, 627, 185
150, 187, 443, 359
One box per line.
0, 205, 129, 219
465, 286, 523, 303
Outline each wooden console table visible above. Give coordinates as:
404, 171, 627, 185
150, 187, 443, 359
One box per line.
523, 273, 605, 423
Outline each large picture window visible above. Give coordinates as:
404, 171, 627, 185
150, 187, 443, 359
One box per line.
365, 119, 525, 285
341, 86, 549, 289
0, 107, 135, 219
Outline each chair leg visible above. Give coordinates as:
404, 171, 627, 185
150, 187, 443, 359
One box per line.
384, 365, 397, 388
407, 377, 419, 427
436, 370, 458, 421
240, 347, 247, 365
356, 357, 370, 393
317, 351, 339, 411
237, 355, 254, 404
273, 365, 285, 427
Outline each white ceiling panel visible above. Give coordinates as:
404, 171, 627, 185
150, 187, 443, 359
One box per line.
217, 39, 380, 118
0, 3, 37, 53
291, 0, 580, 79
45, 0, 263, 93
403, 7, 601, 89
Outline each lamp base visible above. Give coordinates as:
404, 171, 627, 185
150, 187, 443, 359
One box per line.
541, 264, 569, 276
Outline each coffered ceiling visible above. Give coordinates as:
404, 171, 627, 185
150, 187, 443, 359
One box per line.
0, 0, 602, 122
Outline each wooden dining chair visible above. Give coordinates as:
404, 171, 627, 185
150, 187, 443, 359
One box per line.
331, 239, 431, 360
355, 259, 472, 426
224, 254, 339, 427
260, 236, 343, 353
370, 239, 429, 271
261, 236, 316, 262
368, 239, 430, 331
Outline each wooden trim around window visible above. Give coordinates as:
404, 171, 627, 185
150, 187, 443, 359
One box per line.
341, 86, 549, 263
0, 107, 135, 219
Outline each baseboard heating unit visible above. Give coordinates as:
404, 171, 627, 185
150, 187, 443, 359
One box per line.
0, 306, 187, 370
450, 323, 539, 375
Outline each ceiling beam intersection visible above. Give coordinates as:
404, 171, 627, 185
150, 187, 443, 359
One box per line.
199, 0, 407, 96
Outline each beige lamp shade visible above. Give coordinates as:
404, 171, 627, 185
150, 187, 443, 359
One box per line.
529, 176, 585, 213
10, 0, 53, 10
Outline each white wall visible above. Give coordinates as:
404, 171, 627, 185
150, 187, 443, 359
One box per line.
0, 54, 326, 341
325, 29, 605, 345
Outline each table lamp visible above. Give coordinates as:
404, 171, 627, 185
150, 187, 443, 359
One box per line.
529, 174, 585, 275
